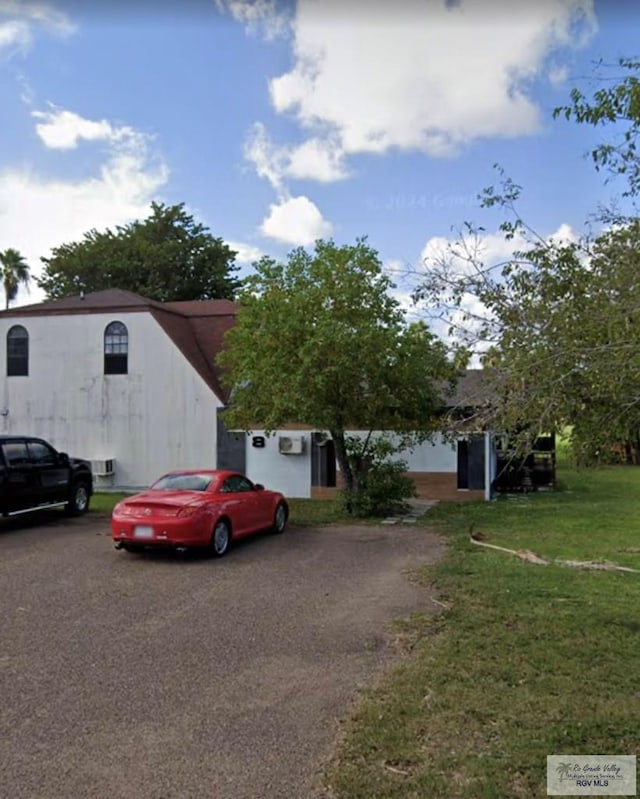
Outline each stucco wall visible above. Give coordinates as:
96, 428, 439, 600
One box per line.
245, 430, 312, 498
244, 429, 459, 499
0, 311, 220, 488
342, 431, 458, 473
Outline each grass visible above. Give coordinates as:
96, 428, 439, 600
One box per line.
327, 464, 640, 798
90, 492, 355, 526
287, 497, 357, 526
89, 492, 130, 514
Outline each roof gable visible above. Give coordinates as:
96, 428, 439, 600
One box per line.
0, 290, 237, 403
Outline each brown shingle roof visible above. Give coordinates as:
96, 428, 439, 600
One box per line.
444, 369, 497, 408
0, 289, 155, 315
0, 290, 237, 402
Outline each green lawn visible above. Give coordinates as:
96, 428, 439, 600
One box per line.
90, 491, 354, 526
90, 492, 131, 514
327, 465, 640, 798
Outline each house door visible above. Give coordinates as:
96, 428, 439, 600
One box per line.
457, 435, 485, 490
311, 434, 336, 488
216, 410, 246, 473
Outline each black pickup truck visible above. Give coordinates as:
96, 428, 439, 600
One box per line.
0, 436, 93, 518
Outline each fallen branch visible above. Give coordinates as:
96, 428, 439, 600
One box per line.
468, 525, 640, 573
382, 763, 412, 777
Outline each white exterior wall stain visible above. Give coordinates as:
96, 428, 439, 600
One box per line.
245, 431, 312, 498
339, 431, 458, 473
0, 311, 221, 488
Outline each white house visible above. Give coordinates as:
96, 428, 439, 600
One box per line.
0, 289, 496, 501
0, 290, 235, 488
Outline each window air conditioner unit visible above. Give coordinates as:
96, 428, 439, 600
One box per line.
91, 458, 115, 476
278, 436, 304, 455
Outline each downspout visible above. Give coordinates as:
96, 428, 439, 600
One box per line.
484, 430, 493, 502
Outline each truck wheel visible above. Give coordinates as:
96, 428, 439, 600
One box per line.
66, 481, 91, 516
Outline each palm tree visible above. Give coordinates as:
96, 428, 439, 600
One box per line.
0, 248, 30, 310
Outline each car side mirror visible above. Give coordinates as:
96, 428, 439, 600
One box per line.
254, 483, 265, 491
58, 452, 70, 466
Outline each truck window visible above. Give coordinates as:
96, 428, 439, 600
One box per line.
26, 441, 58, 466
2, 441, 30, 466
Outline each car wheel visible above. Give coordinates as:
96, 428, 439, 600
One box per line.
66, 481, 90, 516
273, 502, 288, 534
210, 519, 231, 557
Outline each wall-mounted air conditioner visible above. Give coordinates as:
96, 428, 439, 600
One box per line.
91, 458, 115, 476
278, 436, 304, 455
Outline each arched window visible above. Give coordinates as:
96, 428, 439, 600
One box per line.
104, 321, 128, 375
7, 325, 28, 376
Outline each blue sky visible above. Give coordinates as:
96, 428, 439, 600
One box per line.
1, 0, 638, 311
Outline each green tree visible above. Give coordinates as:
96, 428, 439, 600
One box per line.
414, 58, 640, 463
37, 202, 240, 302
417, 171, 640, 463
554, 57, 640, 197
0, 248, 30, 310
218, 238, 460, 514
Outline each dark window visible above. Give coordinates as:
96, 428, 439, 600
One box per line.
220, 475, 254, 493
2, 441, 30, 466
26, 440, 57, 466
104, 321, 128, 375
7, 325, 28, 376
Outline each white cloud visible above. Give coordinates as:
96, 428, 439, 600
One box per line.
548, 222, 579, 246
286, 136, 349, 183
268, 0, 597, 157
548, 64, 569, 86
0, 0, 75, 54
0, 106, 169, 307
226, 240, 264, 265
244, 122, 287, 196
421, 229, 530, 278
260, 195, 332, 245
244, 122, 348, 195
32, 107, 139, 150
213, 0, 289, 40
0, 18, 29, 50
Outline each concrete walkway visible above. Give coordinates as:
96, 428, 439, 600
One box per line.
381, 498, 440, 525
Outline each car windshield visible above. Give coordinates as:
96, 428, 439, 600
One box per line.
151, 473, 214, 492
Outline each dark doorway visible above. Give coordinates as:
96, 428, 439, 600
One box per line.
311, 433, 336, 488
457, 435, 485, 490
216, 409, 246, 473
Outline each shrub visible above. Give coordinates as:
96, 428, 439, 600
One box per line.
344, 459, 416, 518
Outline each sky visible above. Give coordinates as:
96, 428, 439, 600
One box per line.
1, 0, 638, 317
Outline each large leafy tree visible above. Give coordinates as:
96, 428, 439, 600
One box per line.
0, 248, 30, 310
416, 56, 640, 462
420, 198, 640, 462
218, 238, 459, 511
37, 202, 240, 301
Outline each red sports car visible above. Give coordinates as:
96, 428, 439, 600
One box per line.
111, 470, 288, 556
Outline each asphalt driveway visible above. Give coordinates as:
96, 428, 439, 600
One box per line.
0, 511, 444, 799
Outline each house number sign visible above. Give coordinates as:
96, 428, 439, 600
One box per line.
251, 436, 266, 448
